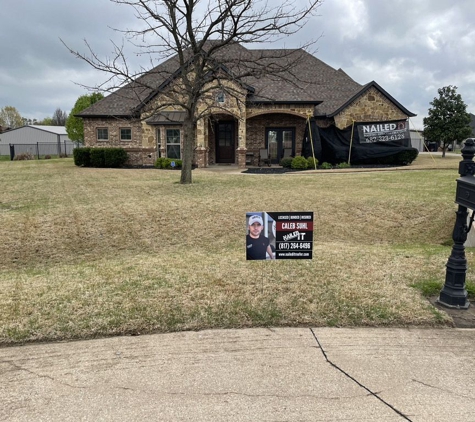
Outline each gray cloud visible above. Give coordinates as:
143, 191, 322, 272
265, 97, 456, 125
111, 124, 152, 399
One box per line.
1, 0, 474, 129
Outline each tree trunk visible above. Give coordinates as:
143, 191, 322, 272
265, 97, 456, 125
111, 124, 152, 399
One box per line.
180, 117, 195, 184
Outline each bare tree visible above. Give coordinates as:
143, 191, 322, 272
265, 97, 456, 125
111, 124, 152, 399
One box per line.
51, 108, 68, 126
64, 0, 322, 183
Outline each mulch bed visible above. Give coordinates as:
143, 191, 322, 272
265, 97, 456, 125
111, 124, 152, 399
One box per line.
243, 167, 302, 174
243, 164, 397, 174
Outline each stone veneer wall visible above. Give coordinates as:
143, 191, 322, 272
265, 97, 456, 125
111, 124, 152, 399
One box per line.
245, 113, 307, 166
83, 117, 156, 166
334, 87, 409, 129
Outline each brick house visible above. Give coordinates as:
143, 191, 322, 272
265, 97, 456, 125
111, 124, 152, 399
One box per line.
78, 44, 415, 167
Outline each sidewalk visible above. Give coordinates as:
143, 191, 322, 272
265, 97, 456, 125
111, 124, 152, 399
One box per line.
1, 328, 474, 421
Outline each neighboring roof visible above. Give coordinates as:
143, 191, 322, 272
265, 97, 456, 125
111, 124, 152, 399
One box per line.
29, 125, 68, 135
78, 43, 414, 119
0, 125, 68, 135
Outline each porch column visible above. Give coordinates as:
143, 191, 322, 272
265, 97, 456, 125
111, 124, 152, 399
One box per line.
195, 118, 208, 168
236, 116, 247, 168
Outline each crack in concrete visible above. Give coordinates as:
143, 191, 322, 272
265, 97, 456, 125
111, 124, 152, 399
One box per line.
310, 328, 413, 421
412, 379, 475, 400
4, 360, 88, 390
112, 387, 364, 400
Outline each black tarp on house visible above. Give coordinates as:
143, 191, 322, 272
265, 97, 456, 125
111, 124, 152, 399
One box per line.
303, 119, 416, 164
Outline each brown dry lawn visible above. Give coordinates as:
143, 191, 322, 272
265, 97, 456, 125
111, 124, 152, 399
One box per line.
0, 153, 471, 344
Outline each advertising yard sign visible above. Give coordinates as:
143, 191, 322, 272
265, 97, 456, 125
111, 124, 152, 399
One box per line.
357, 120, 410, 144
246, 212, 313, 260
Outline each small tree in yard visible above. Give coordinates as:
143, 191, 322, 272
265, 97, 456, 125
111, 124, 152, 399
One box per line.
423, 86, 472, 157
66, 93, 104, 143
63, 0, 322, 184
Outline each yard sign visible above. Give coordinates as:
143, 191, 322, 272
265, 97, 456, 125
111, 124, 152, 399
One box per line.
246, 212, 314, 260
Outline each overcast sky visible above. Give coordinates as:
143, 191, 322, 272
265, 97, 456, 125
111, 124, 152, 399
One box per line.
1, 0, 474, 129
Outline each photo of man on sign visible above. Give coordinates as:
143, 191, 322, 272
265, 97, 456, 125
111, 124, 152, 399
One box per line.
246, 213, 275, 260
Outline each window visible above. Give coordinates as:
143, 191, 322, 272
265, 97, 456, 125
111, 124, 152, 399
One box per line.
120, 128, 132, 141
166, 129, 181, 159
216, 92, 225, 103
97, 128, 108, 141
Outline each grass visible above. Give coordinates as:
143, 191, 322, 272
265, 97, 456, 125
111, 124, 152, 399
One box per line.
0, 154, 470, 344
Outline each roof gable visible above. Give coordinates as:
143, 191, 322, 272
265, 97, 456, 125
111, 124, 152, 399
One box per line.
320, 81, 416, 118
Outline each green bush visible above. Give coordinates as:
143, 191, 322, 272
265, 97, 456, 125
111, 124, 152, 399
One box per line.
320, 162, 333, 169
170, 159, 182, 169
154, 157, 182, 169
395, 148, 419, 165
279, 157, 293, 168
104, 148, 128, 168
335, 162, 351, 169
90, 148, 106, 168
291, 156, 309, 170
154, 157, 171, 169
306, 156, 319, 169
73, 148, 91, 167
74, 147, 127, 168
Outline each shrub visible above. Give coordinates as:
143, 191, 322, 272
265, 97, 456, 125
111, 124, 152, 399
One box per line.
335, 162, 351, 169
170, 159, 182, 169
320, 162, 333, 169
73, 147, 127, 168
291, 156, 309, 170
279, 157, 293, 168
104, 148, 128, 168
73, 147, 91, 167
306, 156, 319, 169
395, 148, 419, 165
154, 157, 182, 169
154, 157, 171, 169
13, 153, 34, 161
90, 148, 106, 168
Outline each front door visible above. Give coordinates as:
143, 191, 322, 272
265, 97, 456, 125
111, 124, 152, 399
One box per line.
216, 121, 235, 163
266, 128, 295, 164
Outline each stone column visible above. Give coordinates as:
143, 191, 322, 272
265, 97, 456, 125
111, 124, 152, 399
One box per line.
194, 147, 208, 168
236, 116, 247, 168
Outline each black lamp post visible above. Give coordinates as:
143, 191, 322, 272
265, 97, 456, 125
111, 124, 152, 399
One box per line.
438, 139, 475, 309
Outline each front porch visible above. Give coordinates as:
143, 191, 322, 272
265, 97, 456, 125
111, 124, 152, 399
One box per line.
194, 112, 308, 168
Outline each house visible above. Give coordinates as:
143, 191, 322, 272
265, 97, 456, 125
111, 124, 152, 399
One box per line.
78, 44, 415, 167
409, 129, 426, 152
0, 125, 75, 157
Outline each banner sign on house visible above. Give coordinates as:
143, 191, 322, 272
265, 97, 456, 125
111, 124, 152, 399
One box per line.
246, 212, 313, 260
357, 120, 410, 144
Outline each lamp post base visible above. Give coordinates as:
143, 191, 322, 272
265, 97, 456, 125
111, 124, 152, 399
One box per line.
437, 296, 470, 309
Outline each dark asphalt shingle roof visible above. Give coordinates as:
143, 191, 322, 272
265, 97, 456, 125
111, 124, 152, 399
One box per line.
78, 44, 412, 118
